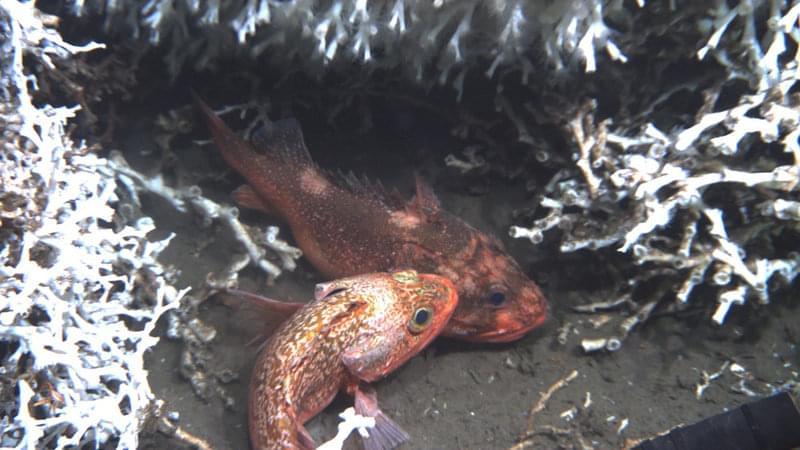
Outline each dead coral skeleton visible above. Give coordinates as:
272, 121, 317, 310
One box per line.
106, 149, 302, 286
509, 369, 594, 450
510, 0, 800, 345
317, 407, 375, 450
105, 134, 301, 406
68, 0, 631, 92
0, 1, 186, 448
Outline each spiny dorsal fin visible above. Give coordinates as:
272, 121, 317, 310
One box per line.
411, 173, 441, 213
251, 118, 314, 167
327, 168, 407, 210
385, 187, 405, 209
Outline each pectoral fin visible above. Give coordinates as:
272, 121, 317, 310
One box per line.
231, 185, 273, 214
352, 384, 410, 450
296, 424, 317, 450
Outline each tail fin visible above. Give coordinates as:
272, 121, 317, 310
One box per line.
192, 91, 315, 166
251, 117, 315, 168
191, 92, 263, 176
191, 92, 318, 210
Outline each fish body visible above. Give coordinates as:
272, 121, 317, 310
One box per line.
195, 97, 548, 342
248, 270, 458, 450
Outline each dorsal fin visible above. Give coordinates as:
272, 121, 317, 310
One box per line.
251, 118, 314, 167
411, 173, 441, 213
385, 186, 406, 208
325, 168, 407, 210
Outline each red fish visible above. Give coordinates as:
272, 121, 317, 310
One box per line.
246, 270, 458, 450
194, 96, 548, 342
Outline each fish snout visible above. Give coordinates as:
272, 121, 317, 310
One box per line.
506, 283, 548, 335
521, 283, 549, 325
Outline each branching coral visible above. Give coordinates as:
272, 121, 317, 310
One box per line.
106, 150, 302, 286
510, 0, 800, 348
3, 0, 798, 444
105, 145, 303, 404
67, 0, 632, 91
0, 1, 186, 447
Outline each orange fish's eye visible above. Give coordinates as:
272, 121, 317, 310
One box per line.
392, 270, 419, 283
408, 306, 433, 333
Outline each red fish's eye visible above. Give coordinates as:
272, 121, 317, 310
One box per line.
488, 291, 506, 306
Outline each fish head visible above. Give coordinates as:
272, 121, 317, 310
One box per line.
388, 269, 459, 353
339, 270, 458, 382
442, 235, 549, 343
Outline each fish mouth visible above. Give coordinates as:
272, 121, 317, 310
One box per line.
445, 313, 547, 343
463, 321, 542, 343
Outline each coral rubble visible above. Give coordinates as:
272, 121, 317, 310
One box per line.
511, 1, 800, 344
68, 0, 627, 89
0, 1, 185, 447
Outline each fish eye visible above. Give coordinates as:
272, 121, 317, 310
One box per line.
326, 288, 347, 298
317, 286, 347, 300
408, 307, 433, 334
487, 290, 506, 306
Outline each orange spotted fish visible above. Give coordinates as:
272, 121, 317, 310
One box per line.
245, 270, 458, 450
194, 95, 547, 342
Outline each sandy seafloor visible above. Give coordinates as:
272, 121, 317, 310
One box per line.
127, 100, 800, 450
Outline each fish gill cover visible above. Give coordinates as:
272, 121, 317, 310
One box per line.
0, 0, 799, 448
